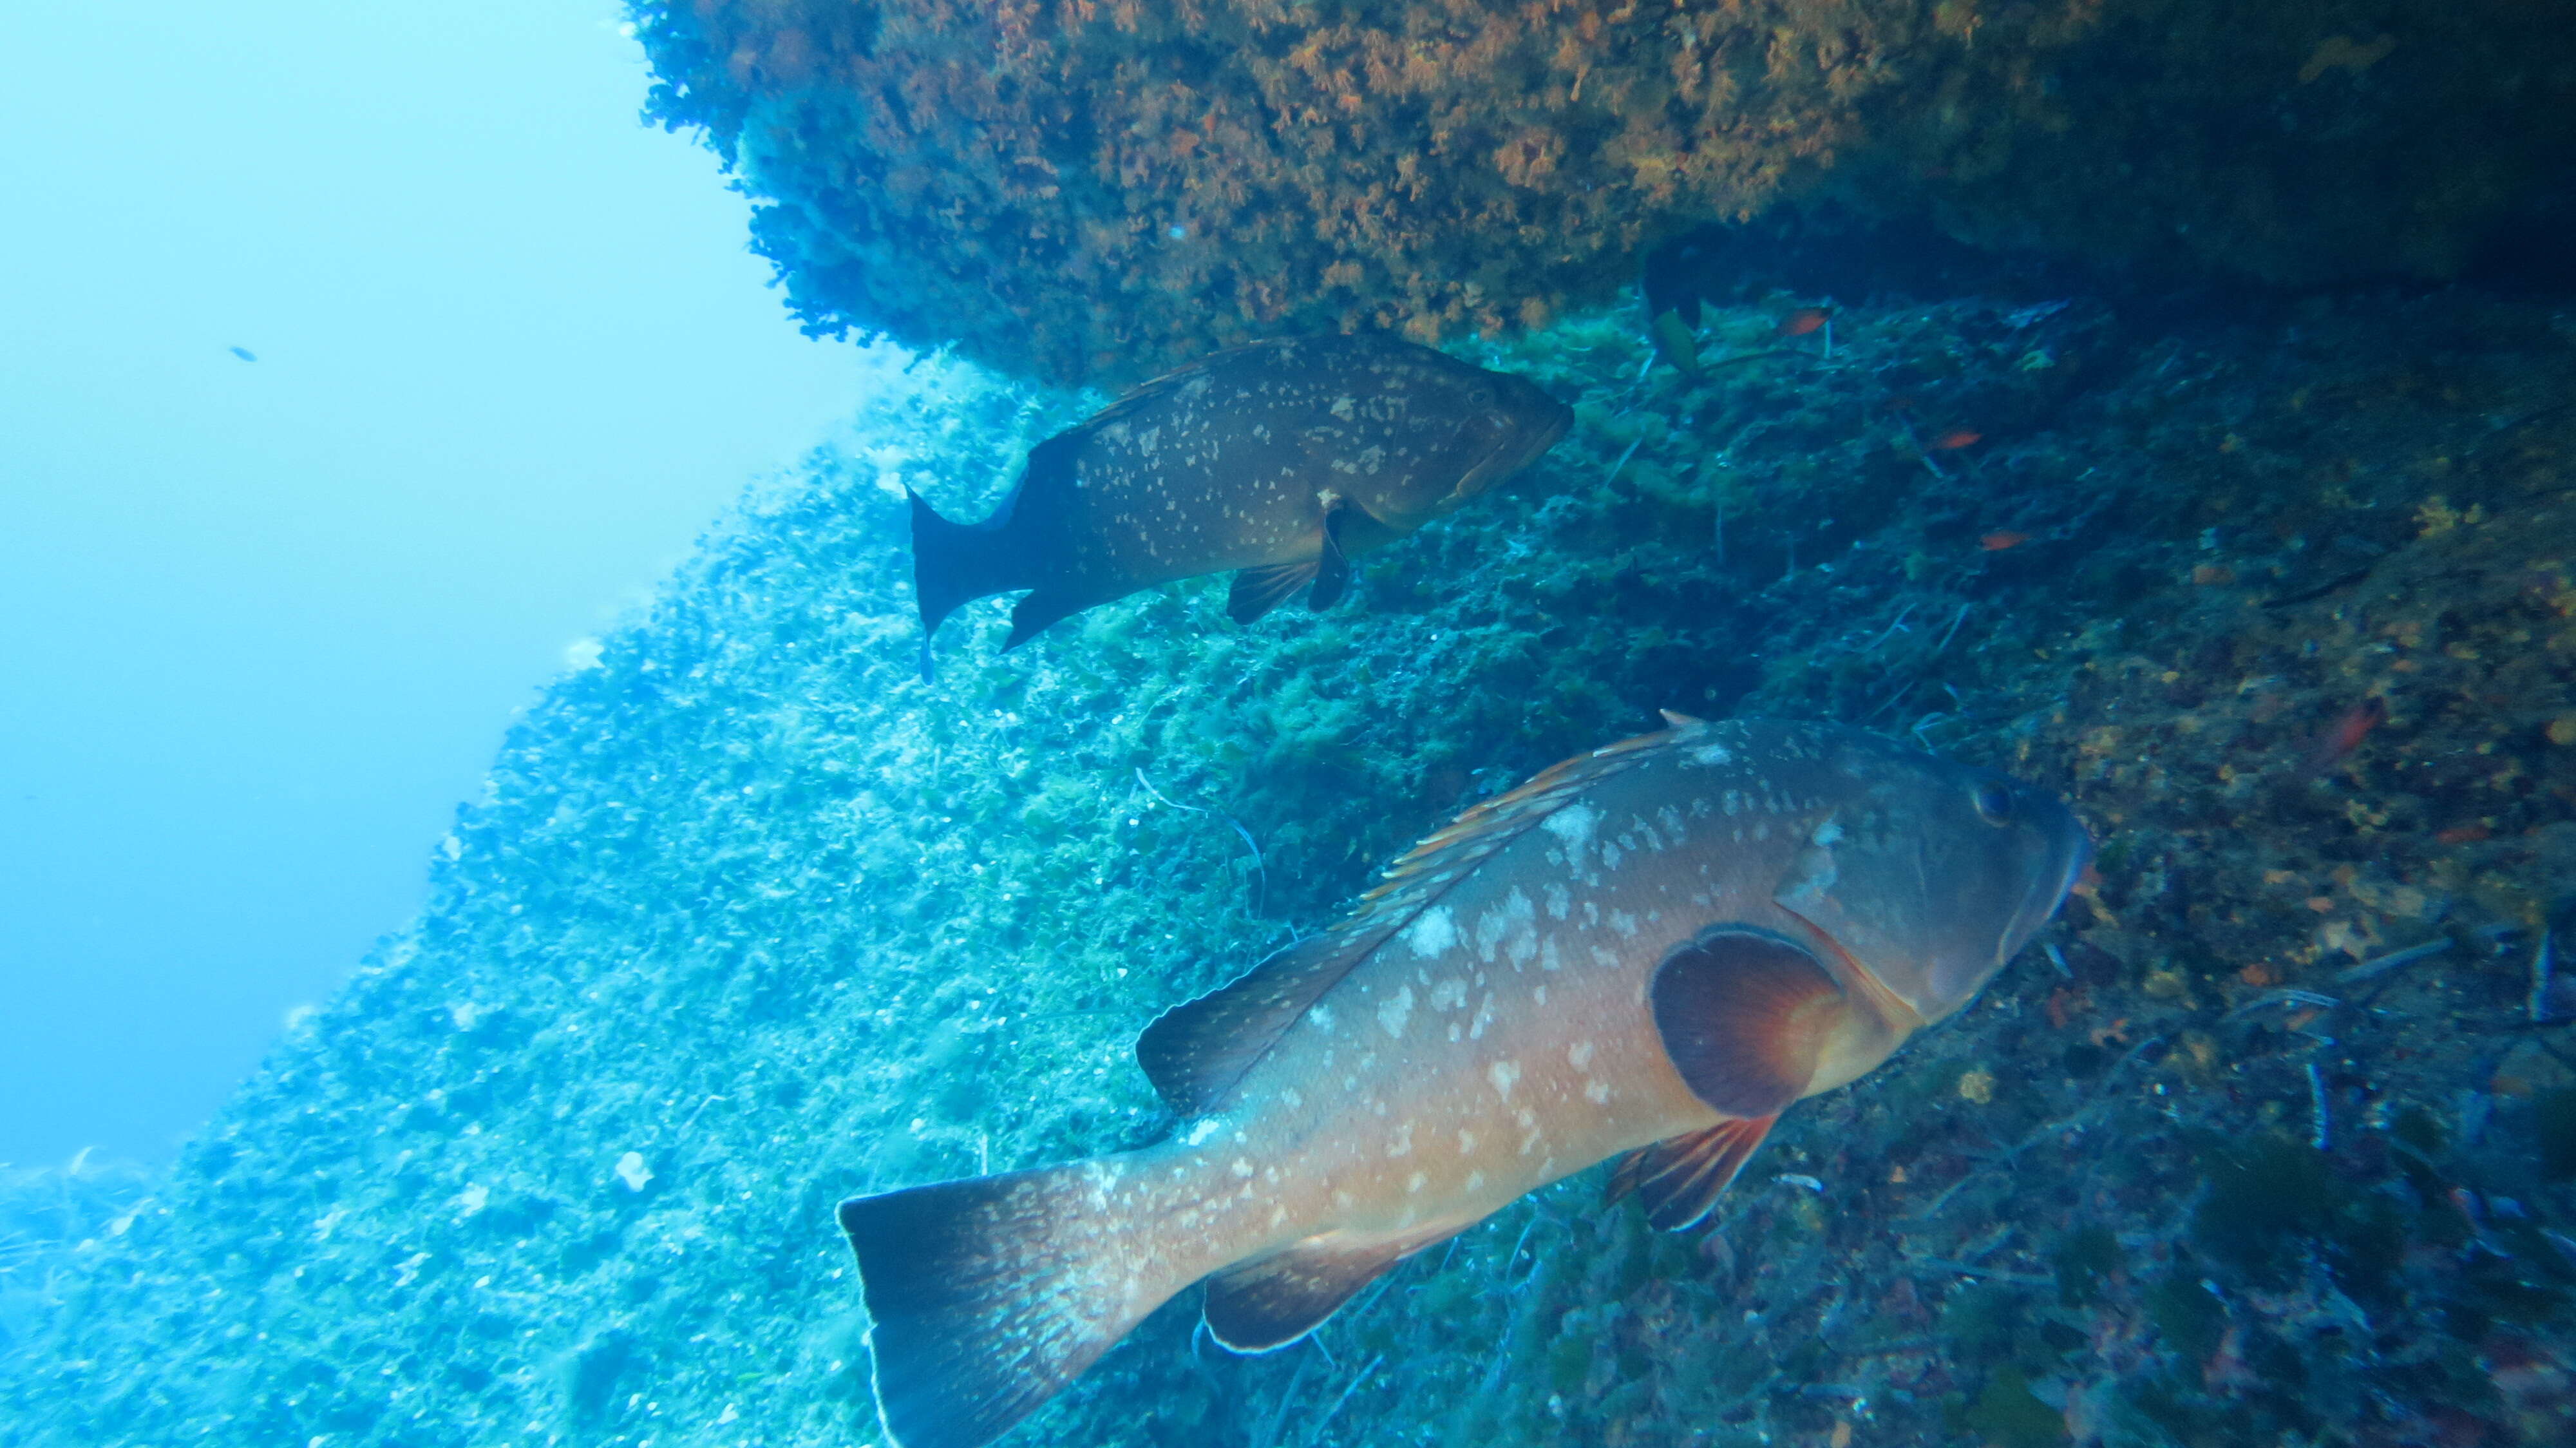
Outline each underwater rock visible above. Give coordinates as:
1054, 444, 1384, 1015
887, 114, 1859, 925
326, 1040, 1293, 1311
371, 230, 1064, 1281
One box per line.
630, 0, 2576, 383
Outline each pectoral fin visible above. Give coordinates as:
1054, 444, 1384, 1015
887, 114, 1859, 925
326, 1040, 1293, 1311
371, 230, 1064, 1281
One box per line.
1202, 1230, 1443, 1353
1226, 561, 1318, 624
1606, 1115, 1777, 1230
1648, 926, 1847, 1118
1307, 502, 1354, 611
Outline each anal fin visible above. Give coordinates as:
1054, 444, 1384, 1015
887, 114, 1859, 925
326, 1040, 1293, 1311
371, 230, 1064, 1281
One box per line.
1606, 1115, 1779, 1230
1005, 588, 1088, 649
1203, 1230, 1440, 1353
1227, 560, 1319, 624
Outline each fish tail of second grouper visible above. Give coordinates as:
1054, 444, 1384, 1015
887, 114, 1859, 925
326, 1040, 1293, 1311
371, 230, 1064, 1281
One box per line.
838, 1158, 1195, 1448
908, 487, 1031, 638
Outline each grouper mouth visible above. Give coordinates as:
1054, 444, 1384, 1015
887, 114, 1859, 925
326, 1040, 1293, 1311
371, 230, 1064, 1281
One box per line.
2000, 814, 2094, 967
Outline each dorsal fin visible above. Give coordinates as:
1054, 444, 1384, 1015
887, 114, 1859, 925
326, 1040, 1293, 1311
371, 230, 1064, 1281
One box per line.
1135, 721, 1691, 1115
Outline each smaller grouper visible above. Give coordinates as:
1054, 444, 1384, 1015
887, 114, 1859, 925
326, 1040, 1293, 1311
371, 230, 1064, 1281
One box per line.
905, 333, 1572, 653
837, 717, 2092, 1448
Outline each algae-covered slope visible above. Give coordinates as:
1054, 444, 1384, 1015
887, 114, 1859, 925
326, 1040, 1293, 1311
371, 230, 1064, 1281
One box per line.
7, 291, 2576, 1447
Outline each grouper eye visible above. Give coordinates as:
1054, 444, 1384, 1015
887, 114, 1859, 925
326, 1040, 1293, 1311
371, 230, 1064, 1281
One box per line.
1972, 779, 2014, 825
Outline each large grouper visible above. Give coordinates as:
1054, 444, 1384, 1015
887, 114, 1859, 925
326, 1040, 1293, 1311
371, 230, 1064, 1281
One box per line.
905, 332, 1571, 654
837, 716, 2091, 1448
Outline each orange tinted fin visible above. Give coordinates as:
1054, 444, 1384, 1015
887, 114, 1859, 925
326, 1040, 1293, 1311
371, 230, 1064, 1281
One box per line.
1202, 1228, 1449, 1353
1227, 560, 1319, 623
1649, 926, 1846, 1118
1607, 1115, 1779, 1230
1139, 722, 1691, 1116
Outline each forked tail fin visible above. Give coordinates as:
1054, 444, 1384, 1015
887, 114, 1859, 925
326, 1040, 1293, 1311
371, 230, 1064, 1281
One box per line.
909, 488, 1028, 638
838, 1159, 1186, 1448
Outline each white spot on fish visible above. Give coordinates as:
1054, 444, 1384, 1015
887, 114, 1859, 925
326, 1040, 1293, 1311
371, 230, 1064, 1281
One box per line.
1231, 1158, 1254, 1178
1387, 1122, 1414, 1157
1406, 907, 1457, 958
1542, 803, 1598, 859
1379, 984, 1415, 1040
1406, 1172, 1427, 1194
1457, 1129, 1479, 1154
1465, 1170, 1486, 1192
1309, 1004, 1335, 1031
1470, 994, 1496, 1040
1584, 1080, 1613, 1105
1183, 1119, 1223, 1146
1430, 978, 1468, 1012
1609, 910, 1640, 938
1568, 1040, 1595, 1070
1812, 817, 1844, 848
1489, 1060, 1520, 1101
1692, 743, 1736, 767
1280, 1087, 1303, 1109
1543, 883, 1571, 919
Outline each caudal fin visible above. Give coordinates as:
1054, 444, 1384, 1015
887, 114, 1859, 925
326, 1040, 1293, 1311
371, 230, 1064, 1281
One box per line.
909, 488, 1028, 638
839, 1160, 1180, 1448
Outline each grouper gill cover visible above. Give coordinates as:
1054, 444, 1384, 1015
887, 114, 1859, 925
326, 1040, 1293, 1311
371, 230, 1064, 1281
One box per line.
10, 7, 2576, 1448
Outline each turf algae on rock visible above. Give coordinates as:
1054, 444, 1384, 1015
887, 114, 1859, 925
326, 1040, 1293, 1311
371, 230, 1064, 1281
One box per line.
7, 283, 2576, 1447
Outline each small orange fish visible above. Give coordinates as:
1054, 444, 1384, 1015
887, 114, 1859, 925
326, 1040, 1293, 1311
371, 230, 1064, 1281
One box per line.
1930, 429, 1983, 451
1980, 531, 2029, 552
2306, 696, 2386, 773
1777, 307, 1830, 338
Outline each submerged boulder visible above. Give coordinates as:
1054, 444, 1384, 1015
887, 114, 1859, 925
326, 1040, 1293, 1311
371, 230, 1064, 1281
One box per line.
631, 0, 2576, 383
6, 282, 2576, 1445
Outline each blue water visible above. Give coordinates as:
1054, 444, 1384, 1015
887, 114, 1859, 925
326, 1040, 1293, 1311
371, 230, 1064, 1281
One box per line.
6, 6, 2576, 1448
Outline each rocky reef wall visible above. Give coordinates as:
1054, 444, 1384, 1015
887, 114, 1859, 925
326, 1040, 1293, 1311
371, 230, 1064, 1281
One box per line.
630, 0, 2576, 383
7, 287, 2576, 1445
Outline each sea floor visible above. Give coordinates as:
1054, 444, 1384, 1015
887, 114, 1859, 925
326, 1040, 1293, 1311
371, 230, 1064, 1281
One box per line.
6, 281, 2575, 1447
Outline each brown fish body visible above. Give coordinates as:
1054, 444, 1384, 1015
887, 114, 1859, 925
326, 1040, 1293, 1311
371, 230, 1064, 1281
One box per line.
907, 334, 1570, 651
838, 719, 2090, 1448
